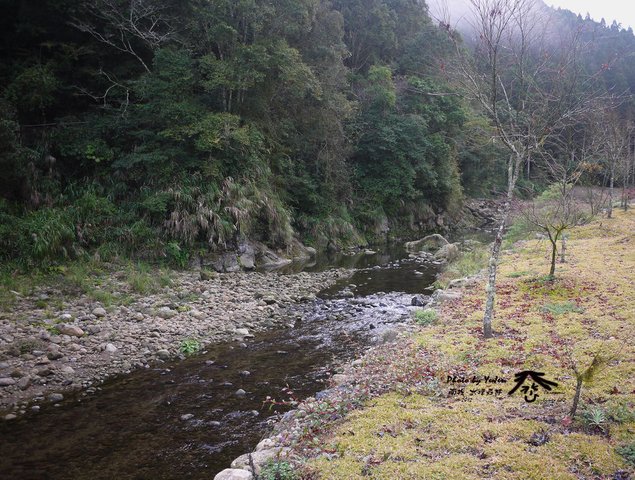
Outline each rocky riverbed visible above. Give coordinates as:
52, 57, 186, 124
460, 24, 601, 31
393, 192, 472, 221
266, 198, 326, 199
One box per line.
0, 269, 348, 415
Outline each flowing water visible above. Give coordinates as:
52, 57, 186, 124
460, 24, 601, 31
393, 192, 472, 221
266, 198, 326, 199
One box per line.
0, 244, 461, 479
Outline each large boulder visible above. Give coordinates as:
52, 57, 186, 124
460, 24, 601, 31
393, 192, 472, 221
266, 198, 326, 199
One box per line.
433, 243, 460, 262
237, 241, 256, 270
214, 469, 253, 480
405, 234, 449, 253
253, 242, 292, 270
230, 448, 290, 475
286, 238, 317, 261
210, 252, 241, 273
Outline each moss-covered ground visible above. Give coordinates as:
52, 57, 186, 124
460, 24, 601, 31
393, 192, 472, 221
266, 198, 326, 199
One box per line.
303, 209, 635, 479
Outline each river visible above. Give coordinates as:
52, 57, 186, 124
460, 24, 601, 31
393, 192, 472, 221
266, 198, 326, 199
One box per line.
0, 242, 473, 479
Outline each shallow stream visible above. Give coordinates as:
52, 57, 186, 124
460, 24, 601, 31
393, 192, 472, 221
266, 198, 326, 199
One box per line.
0, 241, 473, 479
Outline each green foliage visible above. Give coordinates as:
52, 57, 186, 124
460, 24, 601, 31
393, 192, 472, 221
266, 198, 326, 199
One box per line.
579, 406, 609, 432
179, 339, 201, 356
541, 301, 585, 315
165, 242, 189, 269
259, 460, 297, 480
413, 309, 438, 326
616, 442, 635, 466
0, 0, 514, 267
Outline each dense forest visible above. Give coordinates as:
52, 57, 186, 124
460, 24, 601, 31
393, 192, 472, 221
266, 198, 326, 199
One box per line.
1, 0, 634, 268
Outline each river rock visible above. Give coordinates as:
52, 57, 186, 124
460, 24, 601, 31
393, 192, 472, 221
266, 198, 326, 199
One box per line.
180, 414, 194, 421
17, 377, 31, 390
255, 438, 277, 451
58, 324, 84, 337
214, 469, 253, 480
411, 295, 429, 307
156, 307, 177, 319
104, 343, 118, 353
234, 328, 252, 338
433, 243, 460, 262
48, 393, 64, 403
92, 307, 107, 318
237, 241, 256, 270
0, 377, 16, 387
230, 448, 290, 475
405, 234, 449, 253
235, 388, 246, 396
156, 349, 171, 360
211, 252, 241, 273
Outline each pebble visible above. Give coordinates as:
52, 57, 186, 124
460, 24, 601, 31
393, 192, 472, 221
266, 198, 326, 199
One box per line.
104, 343, 117, 353
180, 414, 194, 421
156, 349, 171, 360
57, 324, 84, 337
234, 389, 246, 396
48, 393, 64, 403
92, 307, 107, 318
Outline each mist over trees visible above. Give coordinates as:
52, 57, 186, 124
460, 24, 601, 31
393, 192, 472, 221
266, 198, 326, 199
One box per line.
0, 0, 634, 267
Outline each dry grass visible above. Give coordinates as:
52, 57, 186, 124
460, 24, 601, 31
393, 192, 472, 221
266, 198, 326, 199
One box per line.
303, 209, 635, 479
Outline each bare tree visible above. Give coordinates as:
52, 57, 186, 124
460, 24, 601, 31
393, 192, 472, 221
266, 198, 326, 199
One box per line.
594, 106, 633, 219
70, 0, 175, 73
523, 195, 584, 278
445, 0, 599, 338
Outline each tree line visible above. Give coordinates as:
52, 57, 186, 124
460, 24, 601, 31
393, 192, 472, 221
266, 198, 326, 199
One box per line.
0, 0, 633, 268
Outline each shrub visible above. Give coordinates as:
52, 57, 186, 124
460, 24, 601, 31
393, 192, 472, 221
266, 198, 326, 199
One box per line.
616, 442, 635, 466
413, 309, 438, 326
179, 339, 201, 355
259, 460, 296, 480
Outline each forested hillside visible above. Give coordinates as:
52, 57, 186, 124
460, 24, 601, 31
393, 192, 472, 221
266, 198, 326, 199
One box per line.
0, 0, 633, 268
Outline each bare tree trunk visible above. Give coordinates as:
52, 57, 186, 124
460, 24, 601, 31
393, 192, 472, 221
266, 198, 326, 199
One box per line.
549, 237, 557, 278
570, 376, 583, 418
483, 208, 508, 338
608, 164, 614, 218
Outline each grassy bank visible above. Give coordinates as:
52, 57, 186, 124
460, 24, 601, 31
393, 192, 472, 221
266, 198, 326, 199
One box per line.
300, 209, 635, 479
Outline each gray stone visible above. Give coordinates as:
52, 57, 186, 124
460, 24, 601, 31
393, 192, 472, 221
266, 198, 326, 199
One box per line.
0, 377, 16, 387
411, 295, 429, 307
156, 349, 171, 360
255, 438, 277, 451
17, 377, 31, 390
156, 307, 177, 319
60, 366, 75, 375
180, 414, 194, 421
58, 324, 84, 337
214, 469, 253, 480
433, 243, 460, 262
104, 343, 118, 353
405, 234, 449, 253
48, 393, 64, 403
47, 351, 64, 360
59, 313, 72, 321
92, 307, 107, 318
238, 242, 256, 270
235, 389, 246, 397
4, 414, 17, 421
230, 448, 290, 475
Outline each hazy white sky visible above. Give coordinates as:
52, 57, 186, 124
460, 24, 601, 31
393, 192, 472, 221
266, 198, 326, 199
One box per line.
546, 1, 634, 30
